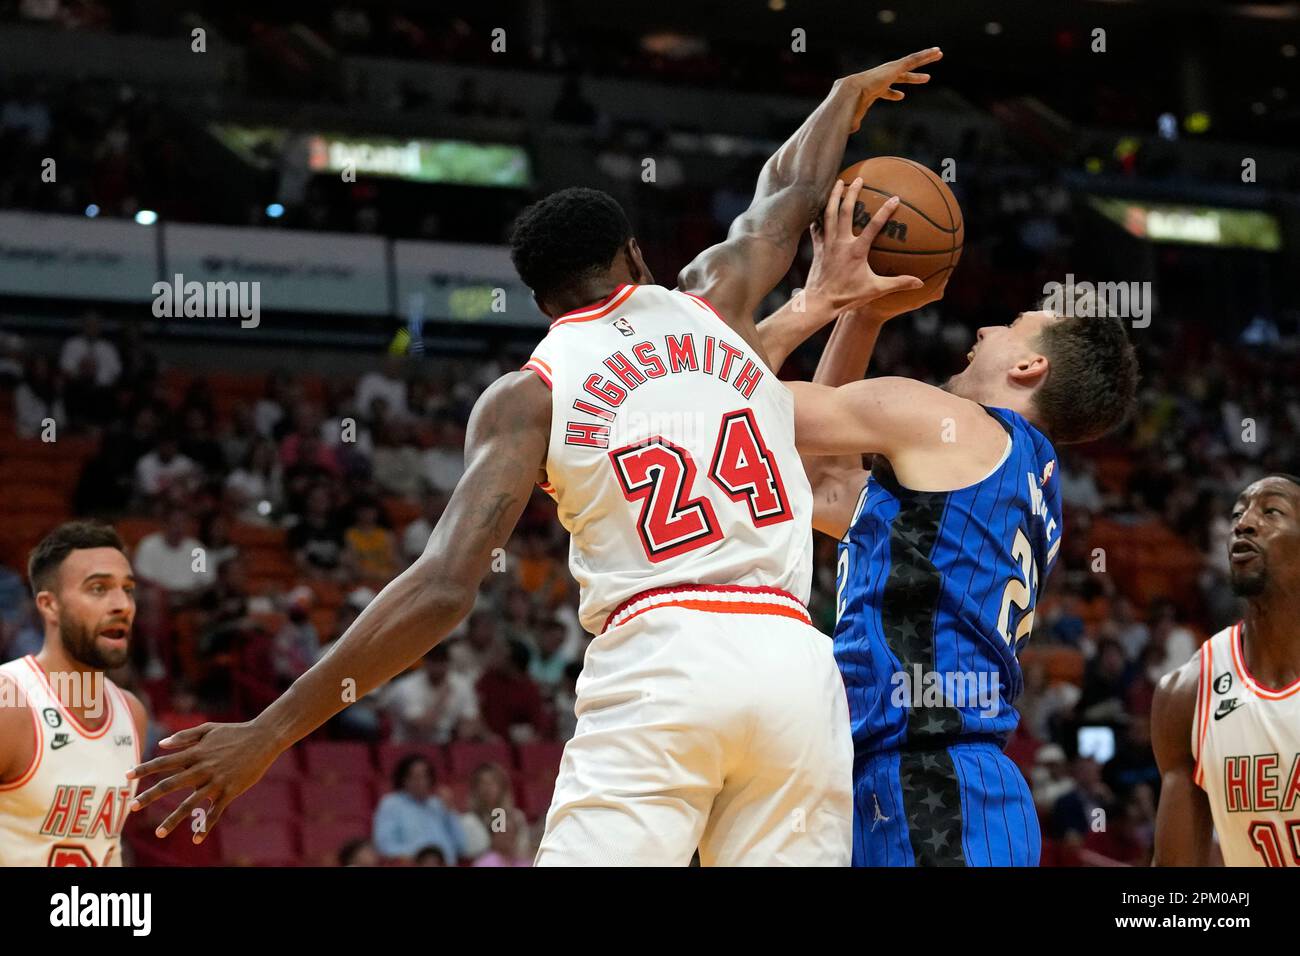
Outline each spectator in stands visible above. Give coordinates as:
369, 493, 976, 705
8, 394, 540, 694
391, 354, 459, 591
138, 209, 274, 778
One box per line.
272, 586, 321, 687
178, 406, 225, 477
356, 355, 408, 423
224, 438, 283, 524
450, 608, 500, 682
370, 418, 423, 498
134, 431, 198, 503
1105, 596, 1150, 661
379, 644, 481, 745
198, 512, 239, 572
470, 812, 532, 867
133, 505, 211, 596
1146, 598, 1197, 669
196, 554, 256, 644
372, 754, 466, 864
400, 487, 447, 565
1031, 743, 1074, 814
344, 498, 400, 586
1076, 637, 1132, 725
13, 353, 65, 438
219, 401, 259, 472
528, 616, 571, 693
254, 369, 294, 438
288, 484, 348, 580
1048, 757, 1116, 841
338, 838, 381, 867
459, 762, 526, 861
419, 412, 465, 494
59, 311, 121, 389
413, 846, 447, 866
476, 639, 549, 744
500, 587, 537, 648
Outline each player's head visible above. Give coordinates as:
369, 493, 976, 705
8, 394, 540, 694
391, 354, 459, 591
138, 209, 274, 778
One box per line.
944, 292, 1138, 444
27, 521, 134, 670
509, 187, 653, 318
1228, 474, 1300, 598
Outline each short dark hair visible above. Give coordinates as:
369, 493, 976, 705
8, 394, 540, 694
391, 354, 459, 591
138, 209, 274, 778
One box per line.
1261, 473, 1300, 490
1032, 298, 1139, 444
27, 520, 126, 597
509, 187, 632, 304
392, 753, 435, 791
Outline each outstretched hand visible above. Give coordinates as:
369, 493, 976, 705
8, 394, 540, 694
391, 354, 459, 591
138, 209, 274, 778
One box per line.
128, 720, 282, 843
805, 177, 923, 312
841, 47, 943, 132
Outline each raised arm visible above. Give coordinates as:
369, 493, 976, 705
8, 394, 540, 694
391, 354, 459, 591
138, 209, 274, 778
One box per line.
679, 48, 941, 363
1151, 657, 1216, 865
130, 370, 552, 841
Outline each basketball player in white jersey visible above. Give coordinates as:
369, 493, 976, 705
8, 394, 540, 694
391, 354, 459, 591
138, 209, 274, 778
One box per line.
1152, 474, 1300, 866
0, 521, 147, 866
128, 48, 942, 866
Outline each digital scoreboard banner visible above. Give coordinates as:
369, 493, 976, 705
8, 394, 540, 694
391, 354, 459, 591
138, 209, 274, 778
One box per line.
209, 123, 532, 188
1087, 195, 1281, 251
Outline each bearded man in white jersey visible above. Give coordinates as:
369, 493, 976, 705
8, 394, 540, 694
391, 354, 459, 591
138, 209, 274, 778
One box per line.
1152, 474, 1300, 866
129, 48, 942, 866
0, 521, 148, 866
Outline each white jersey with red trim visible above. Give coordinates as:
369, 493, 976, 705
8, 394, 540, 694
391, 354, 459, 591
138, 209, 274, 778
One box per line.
1192, 623, 1300, 867
0, 656, 140, 867
522, 283, 813, 635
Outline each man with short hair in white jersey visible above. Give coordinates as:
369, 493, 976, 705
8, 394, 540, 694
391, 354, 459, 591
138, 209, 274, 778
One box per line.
0, 521, 148, 866
1152, 474, 1300, 865
128, 48, 942, 866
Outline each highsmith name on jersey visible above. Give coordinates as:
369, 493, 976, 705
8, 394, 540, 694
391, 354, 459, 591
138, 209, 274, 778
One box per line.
522, 284, 814, 635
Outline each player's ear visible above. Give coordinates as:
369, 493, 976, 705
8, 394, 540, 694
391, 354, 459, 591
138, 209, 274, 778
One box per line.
532, 290, 558, 320
34, 590, 59, 629
1009, 352, 1049, 388
625, 238, 653, 285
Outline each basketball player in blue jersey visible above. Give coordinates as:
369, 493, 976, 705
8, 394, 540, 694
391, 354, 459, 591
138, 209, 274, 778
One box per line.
757, 181, 1139, 865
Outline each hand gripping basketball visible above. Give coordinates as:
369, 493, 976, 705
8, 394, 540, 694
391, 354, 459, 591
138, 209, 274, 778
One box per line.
806, 177, 924, 313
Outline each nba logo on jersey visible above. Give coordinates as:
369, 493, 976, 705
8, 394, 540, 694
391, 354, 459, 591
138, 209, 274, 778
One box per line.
613, 316, 635, 336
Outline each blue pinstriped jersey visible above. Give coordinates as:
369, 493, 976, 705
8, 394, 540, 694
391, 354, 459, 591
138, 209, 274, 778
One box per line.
833, 406, 1061, 757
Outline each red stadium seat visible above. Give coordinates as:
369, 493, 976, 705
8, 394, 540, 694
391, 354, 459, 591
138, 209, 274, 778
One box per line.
227, 779, 298, 824
299, 779, 375, 822
516, 778, 557, 822
302, 740, 374, 782
515, 741, 565, 780
447, 740, 512, 779
300, 820, 373, 867
219, 820, 298, 866
377, 743, 449, 785
262, 750, 303, 783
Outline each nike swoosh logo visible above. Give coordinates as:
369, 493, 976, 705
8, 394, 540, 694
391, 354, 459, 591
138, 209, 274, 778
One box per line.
1214, 701, 1243, 721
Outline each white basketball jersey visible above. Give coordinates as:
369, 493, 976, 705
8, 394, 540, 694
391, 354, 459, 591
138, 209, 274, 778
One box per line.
0, 657, 140, 867
522, 284, 814, 635
1193, 623, 1300, 867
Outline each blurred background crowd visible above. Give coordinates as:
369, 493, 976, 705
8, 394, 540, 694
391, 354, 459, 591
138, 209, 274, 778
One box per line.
1, 0, 1299, 866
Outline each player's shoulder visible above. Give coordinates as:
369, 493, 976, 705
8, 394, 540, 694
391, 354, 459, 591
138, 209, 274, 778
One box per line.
1151, 640, 1205, 756
115, 685, 150, 738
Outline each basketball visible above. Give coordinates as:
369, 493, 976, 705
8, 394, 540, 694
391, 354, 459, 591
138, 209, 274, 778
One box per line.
838, 156, 964, 313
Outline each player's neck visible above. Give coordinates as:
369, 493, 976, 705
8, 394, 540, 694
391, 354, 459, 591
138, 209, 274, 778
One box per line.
1241, 594, 1300, 688
545, 276, 631, 318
